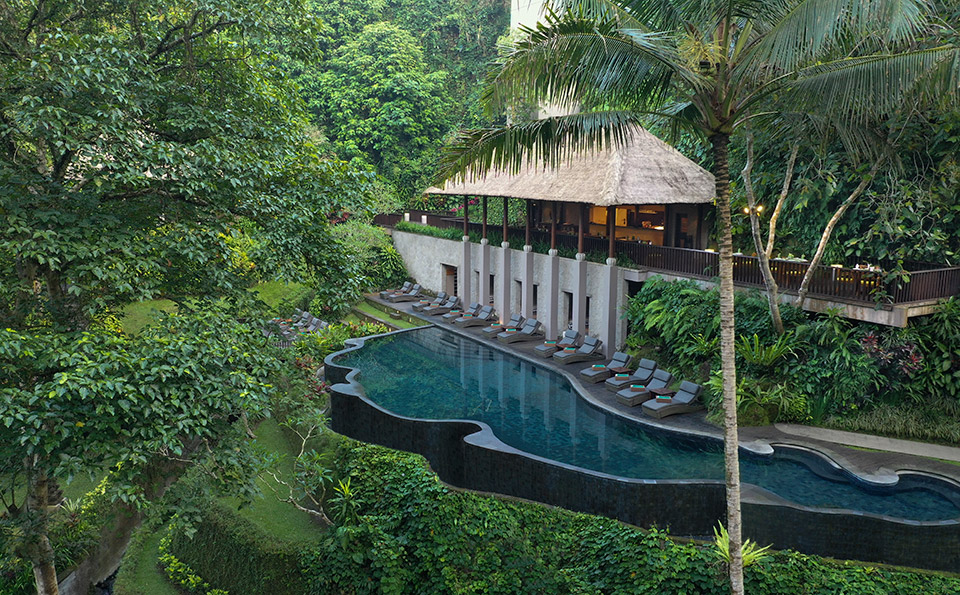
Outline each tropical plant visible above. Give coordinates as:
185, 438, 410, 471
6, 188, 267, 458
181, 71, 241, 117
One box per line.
438, 2, 959, 591
712, 523, 772, 568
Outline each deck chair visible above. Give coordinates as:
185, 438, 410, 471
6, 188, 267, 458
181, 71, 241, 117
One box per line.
423, 296, 461, 316
387, 283, 422, 302
605, 358, 657, 392
443, 301, 480, 322
580, 351, 633, 384
534, 329, 581, 358
412, 291, 448, 312
553, 335, 604, 364
642, 381, 705, 419
483, 312, 524, 335
453, 305, 496, 327
615, 368, 674, 407
380, 281, 411, 300
497, 318, 544, 343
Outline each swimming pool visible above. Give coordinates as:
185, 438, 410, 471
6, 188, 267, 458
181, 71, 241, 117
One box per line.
332, 326, 960, 522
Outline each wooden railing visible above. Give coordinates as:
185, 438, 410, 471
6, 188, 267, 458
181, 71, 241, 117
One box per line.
376, 213, 960, 306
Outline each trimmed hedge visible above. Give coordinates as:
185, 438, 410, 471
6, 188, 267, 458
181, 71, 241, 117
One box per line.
167, 500, 313, 595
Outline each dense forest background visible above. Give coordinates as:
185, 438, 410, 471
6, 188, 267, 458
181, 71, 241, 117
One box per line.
287, 0, 510, 205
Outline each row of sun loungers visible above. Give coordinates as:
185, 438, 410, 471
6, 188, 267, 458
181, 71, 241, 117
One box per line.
389, 285, 704, 419
263, 309, 329, 347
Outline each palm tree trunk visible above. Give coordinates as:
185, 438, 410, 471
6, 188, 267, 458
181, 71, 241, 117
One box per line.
711, 132, 744, 595
741, 134, 784, 334
796, 157, 883, 308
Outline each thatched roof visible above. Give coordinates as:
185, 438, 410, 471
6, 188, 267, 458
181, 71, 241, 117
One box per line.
428, 127, 715, 206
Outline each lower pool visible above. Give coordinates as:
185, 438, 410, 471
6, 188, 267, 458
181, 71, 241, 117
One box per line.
333, 326, 960, 522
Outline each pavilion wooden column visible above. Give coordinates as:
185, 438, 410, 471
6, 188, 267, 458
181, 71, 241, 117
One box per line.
573, 203, 588, 336
521, 200, 535, 319
497, 196, 512, 324
460, 195, 472, 302
543, 200, 561, 340
601, 205, 619, 357
479, 197, 491, 305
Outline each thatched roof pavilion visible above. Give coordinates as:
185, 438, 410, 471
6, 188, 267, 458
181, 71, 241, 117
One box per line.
427, 126, 715, 205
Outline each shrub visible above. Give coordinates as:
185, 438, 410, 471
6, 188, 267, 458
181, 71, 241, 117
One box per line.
292, 321, 390, 367
297, 443, 960, 595
166, 503, 310, 595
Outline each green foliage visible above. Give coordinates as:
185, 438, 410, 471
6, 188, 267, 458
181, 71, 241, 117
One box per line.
298, 444, 960, 594
332, 221, 408, 291
713, 523, 772, 568
394, 220, 464, 241
291, 321, 391, 368
159, 523, 229, 595
0, 478, 111, 595
166, 502, 310, 595
625, 278, 949, 425
309, 22, 453, 201
904, 298, 960, 408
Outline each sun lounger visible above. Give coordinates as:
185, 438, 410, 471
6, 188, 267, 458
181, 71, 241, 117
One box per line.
615, 369, 674, 407
580, 351, 633, 383
443, 301, 479, 322
497, 318, 543, 343
642, 381, 705, 419
605, 358, 657, 392
412, 291, 448, 312
453, 305, 497, 327
423, 296, 460, 316
380, 281, 411, 300
423, 296, 461, 316
294, 312, 316, 328
534, 329, 581, 358
482, 313, 524, 335
386, 283, 422, 302
553, 335, 603, 364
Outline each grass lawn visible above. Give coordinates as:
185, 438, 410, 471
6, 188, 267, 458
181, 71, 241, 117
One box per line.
221, 418, 321, 543
121, 281, 307, 335
121, 299, 177, 335
126, 530, 181, 595
251, 280, 307, 310
354, 301, 423, 329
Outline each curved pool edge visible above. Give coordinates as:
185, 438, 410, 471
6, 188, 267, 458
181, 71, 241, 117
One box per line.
324, 327, 960, 573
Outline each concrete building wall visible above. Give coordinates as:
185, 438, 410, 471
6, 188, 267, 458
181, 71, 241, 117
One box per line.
393, 231, 630, 350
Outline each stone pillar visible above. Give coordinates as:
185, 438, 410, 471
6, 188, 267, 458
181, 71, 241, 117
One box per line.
497, 242, 512, 323
479, 238, 490, 305
544, 248, 560, 340
601, 257, 619, 357
572, 252, 587, 335
521, 245, 535, 319
461, 236, 472, 302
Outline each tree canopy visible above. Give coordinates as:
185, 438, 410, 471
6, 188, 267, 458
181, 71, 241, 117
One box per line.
0, 1, 374, 592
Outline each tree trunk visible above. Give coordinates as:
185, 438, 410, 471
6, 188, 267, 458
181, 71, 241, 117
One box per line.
742, 134, 784, 334
25, 460, 60, 595
711, 133, 744, 595
796, 157, 883, 308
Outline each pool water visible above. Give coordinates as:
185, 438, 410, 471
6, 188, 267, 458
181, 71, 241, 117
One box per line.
335, 326, 960, 522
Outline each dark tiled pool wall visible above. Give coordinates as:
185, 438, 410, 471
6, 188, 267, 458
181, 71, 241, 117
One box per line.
328, 379, 960, 573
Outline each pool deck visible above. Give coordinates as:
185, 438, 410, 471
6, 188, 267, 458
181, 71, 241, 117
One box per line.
368, 295, 960, 488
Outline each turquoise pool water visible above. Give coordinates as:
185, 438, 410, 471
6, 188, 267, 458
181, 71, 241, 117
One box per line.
334, 326, 960, 522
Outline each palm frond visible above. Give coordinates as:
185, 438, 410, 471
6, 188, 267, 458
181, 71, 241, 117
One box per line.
485, 8, 705, 114
741, 0, 928, 73
551, 0, 650, 32
437, 111, 650, 184
781, 47, 960, 123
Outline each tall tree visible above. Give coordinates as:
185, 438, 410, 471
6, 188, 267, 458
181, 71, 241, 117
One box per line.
308, 21, 453, 201
0, 1, 372, 593
439, 1, 959, 592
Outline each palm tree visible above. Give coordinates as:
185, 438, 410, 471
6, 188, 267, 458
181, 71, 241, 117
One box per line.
438, 1, 959, 592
